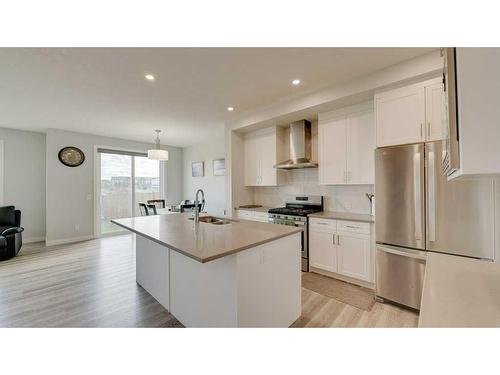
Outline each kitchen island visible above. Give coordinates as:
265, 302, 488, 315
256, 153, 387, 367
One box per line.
112, 213, 303, 327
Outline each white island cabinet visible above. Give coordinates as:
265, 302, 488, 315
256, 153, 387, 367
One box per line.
112, 213, 302, 328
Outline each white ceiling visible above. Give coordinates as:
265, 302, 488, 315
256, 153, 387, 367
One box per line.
0, 48, 434, 147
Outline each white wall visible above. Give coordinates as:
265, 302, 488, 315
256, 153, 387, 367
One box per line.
46, 128, 183, 244
0, 127, 46, 241
182, 137, 226, 215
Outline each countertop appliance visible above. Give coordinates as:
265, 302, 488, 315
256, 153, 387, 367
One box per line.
375, 141, 494, 310
268, 195, 324, 271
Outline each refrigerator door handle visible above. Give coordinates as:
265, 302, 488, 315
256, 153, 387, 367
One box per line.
428, 150, 436, 242
413, 152, 422, 241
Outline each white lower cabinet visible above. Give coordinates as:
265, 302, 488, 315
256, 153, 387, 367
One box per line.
309, 218, 373, 283
236, 209, 270, 223
309, 230, 337, 273
336, 232, 371, 282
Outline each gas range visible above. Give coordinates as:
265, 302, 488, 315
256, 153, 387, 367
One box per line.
268, 207, 321, 218
268, 195, 323, 220
267, 195, 324, 272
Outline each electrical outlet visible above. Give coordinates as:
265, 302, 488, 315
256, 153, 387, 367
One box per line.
75, 224, 80, 231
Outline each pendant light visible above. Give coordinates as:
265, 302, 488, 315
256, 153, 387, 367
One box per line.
147, 130, 169, 161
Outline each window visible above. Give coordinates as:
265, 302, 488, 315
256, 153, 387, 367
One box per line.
134, 156, 161, 216
98, 148, 162, 235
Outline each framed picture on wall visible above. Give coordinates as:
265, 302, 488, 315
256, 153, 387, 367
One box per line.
192, 161, 204, 177
213, 158, 225, 176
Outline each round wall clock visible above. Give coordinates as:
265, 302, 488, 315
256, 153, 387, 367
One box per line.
58, 146, 85, 167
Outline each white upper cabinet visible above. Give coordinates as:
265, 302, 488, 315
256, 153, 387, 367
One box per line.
347, 110, 375, 184
243, 127, 285, 187
244, 135, 259, 186
375, 83, 425, 147
318, 117, 347, 185
375, 78, 446, 147
319, 102, 374, 185
425, 82, 446, 142
259, 130, 279, 185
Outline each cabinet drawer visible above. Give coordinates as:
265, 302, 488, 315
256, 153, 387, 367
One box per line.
337, 220, 370, 234
236, 210, 253, 219
253, 211, 269, 220
309, 218, 337, 232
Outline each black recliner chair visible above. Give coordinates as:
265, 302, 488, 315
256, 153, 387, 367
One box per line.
0, 206, 24, 261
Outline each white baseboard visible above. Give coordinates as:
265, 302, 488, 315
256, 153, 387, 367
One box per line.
23, 236, 46, 244
45, 235, 94, 247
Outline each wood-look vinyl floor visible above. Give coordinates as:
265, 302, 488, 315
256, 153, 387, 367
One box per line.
0, 235, 183, 328
0, 234, 418, 328
291, 288, 418, 328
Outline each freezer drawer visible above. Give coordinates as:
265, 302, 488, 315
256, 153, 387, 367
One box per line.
376, 245, 427, 310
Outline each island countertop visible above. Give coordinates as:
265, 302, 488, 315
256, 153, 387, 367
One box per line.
419, 252, 500, 327
112, 213, 303, 263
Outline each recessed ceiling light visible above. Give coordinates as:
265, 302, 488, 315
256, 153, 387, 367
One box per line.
227, 107, 234, 111
292, 79, 301, 85
145, 74, 155, 81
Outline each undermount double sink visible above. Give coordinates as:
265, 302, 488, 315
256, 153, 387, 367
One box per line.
188, 216, 233, 225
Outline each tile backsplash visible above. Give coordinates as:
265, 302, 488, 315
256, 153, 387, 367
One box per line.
253, 168, 374, 214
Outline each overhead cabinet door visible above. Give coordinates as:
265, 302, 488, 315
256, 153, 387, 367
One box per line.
347, 110, 375, 184
259, 130, 277, 186
319, 117, 347, 185
244, 135, 258, 186
375, 85, 425, 147
319, 103, 374, 186
424, 82, 446, 141
243, 128, 280, 186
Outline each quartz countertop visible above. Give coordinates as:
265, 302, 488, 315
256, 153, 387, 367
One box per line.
112, 213, 302, 263
307, 211, 374, 223
419, 252, 500, 327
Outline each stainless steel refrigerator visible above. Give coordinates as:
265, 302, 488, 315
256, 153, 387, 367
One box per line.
375, 141, 494, 309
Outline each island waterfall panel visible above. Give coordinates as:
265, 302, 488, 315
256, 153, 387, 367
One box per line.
136, 235, 170, 310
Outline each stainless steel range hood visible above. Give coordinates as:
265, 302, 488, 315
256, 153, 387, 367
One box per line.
274, 120, 318, 169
